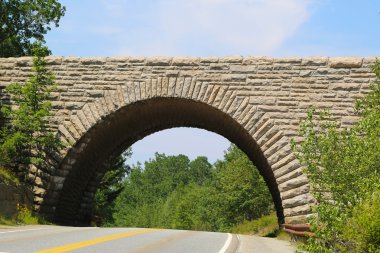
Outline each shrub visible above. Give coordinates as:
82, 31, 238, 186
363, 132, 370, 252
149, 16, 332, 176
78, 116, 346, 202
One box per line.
341, 191, 380, 253
0, 42, 62, 185
293, 61, 380, 252
16, 204, 39, 225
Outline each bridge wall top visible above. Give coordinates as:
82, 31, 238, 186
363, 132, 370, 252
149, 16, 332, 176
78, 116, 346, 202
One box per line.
0, 56, 376, 137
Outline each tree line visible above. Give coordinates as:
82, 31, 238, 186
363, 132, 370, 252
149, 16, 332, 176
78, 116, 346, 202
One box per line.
94, 145, 274, 232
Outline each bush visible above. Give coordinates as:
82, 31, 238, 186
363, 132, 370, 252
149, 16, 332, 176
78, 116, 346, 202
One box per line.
16, 204, 39, 225
341, 191, 380, 253
293, 61, 380, 252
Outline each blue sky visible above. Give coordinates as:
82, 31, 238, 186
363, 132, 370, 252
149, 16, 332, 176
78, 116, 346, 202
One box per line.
45, 0, 380, 165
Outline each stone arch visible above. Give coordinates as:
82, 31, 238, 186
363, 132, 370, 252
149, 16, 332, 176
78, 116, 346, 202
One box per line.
41, 77, 314, 225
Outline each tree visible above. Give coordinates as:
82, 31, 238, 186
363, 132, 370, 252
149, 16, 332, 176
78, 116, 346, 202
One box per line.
188, 156, 213, 185
93, 149, 132, 225
292, 61, 380, 252
112, 153, 213, 228
0, 42, 61, 184
0, 0, 65, 57
112, 147, 273, 232
214, 145, 273, 227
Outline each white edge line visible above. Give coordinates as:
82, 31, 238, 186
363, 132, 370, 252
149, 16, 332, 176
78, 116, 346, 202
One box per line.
0, 226, 98, 234
0, 227, 57, 234
218, 233, 233, 253
236, 234, 242, 253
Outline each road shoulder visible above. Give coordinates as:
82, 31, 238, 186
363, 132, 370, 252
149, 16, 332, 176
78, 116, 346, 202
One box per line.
237, 235, 295, 253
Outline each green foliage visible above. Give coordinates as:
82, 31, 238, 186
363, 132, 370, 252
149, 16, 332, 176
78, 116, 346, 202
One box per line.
0, 215, 17, 225
93, 149, 132, 225
214, 145, 273, 227
166, 184, 222, 231
293, 61, 380, 252
341, 191, 380, 253
0, 42, 62, 184
16, 203, 38, 224
0, 0, 65, 57
231, 212, 278, 236
0, 203, 49, 225
0, 166, 20, 186
112, 145, 274, 232
113, 153, 203, 228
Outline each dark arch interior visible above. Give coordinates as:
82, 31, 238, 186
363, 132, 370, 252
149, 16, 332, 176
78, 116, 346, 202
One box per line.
52, 98, 284, 225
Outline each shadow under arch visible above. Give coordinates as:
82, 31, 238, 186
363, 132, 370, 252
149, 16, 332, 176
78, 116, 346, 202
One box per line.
50, 97, 285, 225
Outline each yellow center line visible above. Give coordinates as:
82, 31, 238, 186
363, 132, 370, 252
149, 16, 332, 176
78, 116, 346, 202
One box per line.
36, 228, 162, 253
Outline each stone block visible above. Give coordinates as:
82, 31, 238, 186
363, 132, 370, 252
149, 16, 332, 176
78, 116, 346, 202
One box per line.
172, 57, 200, 66
282, 193, 315, 208
146, 57, 172, 66
301, 57, 328, 66
329, 57, 363, 68
279, 175, 308, 192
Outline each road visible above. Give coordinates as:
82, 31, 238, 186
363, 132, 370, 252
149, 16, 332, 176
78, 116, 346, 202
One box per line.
0, 225, 295, 253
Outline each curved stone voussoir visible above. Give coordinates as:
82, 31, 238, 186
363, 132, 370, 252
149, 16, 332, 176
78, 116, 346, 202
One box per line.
284, 203, 312, 217
281, 184, 310, 201
81, 104, 97, 126
70, 115, 86, 136
278, 175, 309, 192
267, 144, 293, 166
274, 160, 301, 179
282, 193, 315, 209
277, 167, 304, 185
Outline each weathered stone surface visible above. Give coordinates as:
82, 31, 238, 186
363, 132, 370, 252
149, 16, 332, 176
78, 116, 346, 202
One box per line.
146, 56, 172, 66
282, 193, 315, 208
284, 214, 312, 224
329, 57, 363, 68
301, 57, 328, 66
284, 204, 312, 217
281, 184, 310, 200
0, 56, 373, 225
279, 175, 309, 192
0, 185, 33, 218
171, 57, 199, 66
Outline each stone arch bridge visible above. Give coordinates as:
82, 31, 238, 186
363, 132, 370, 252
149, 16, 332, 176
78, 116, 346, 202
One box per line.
0, 56, 376, 225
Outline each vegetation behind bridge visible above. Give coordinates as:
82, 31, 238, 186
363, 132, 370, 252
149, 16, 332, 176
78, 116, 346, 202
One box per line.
94, 145, 275, 234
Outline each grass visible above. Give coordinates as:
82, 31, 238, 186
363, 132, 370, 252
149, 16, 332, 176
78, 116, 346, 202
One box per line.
0, 166, 20, 186
231, 212, 278, 236
16, 204, 39, 225
0, 205, 49, 226
231, 212, 292, 241
0, 215, 17, 226
276, 229, 292, 241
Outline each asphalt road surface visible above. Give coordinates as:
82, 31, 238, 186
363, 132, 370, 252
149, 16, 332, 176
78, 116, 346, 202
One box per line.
0, 225, 295, 253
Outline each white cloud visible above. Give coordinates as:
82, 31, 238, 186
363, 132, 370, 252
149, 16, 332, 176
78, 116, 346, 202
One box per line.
112, 0, 315, 56
52, 0, 316, 56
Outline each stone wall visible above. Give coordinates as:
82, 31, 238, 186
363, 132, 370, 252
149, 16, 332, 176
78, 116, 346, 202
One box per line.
0, 184, 33, 219
0, 56, 377, 224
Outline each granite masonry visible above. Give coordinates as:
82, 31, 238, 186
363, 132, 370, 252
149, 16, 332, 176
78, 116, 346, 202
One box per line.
0, 56, 376, 225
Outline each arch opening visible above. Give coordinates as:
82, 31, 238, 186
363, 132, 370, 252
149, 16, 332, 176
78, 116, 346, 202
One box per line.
49, 97, 284, 225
